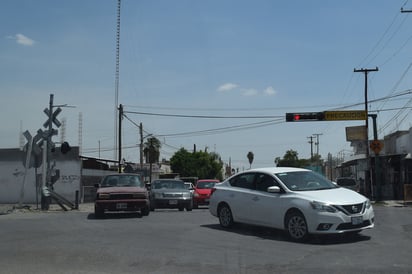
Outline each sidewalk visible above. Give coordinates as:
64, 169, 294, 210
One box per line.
0, 202, 94, 215
374, 200, 411, 207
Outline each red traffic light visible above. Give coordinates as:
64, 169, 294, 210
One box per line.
285, 112, 325, 122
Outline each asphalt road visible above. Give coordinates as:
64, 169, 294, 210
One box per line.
0, 204, 411, 274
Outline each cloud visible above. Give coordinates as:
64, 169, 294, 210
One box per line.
7, 33, 35, 46
217, 83, 278, 97
242, 89, 258, 96
263, 86, 277, 96
217, 83, 238, 92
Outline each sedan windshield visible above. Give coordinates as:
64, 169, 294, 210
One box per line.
152, 180, 185, 189
275, 171, 337, 191
101, 175, 143, 187
196, 182, 216, 189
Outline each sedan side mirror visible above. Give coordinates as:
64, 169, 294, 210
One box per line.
94, 183, 101, 188
267, 186, 281, 193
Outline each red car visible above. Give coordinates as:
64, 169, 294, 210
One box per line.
193, 179, 219, 208
94, 173, 150, 218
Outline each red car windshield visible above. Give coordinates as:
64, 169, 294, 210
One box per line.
196, 181, 216, 189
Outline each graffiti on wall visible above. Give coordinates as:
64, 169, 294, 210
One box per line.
12, 169, 25, 178
60, 175, 80, 184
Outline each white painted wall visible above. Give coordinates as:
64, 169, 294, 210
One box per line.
0, 159, 81, 204
396, 128, 412, 154
0, 161, 37, 203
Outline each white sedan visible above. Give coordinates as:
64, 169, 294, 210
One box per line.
209, 167, 374, 242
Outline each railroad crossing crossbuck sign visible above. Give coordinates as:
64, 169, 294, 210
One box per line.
43, 107, 62, 128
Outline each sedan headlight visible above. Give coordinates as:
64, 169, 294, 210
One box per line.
154, 192, 163, 199
310, 201, 337, 213
365, 199, 372, 209
98, 193, 110, 199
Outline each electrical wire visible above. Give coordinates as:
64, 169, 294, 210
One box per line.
124, 110, 283, 119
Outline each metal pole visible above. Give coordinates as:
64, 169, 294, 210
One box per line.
370, 114, 382, 201
41, 141, 49, 210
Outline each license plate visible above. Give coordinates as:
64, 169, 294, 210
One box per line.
116, 203, 127, 209
169, 200, 178, 205
351, 216, 363, 225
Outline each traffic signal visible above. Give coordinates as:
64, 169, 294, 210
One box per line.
285, 112, 325, 122
61, 141, 71, 154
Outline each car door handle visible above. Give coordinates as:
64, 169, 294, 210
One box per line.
252, 196, 259, 202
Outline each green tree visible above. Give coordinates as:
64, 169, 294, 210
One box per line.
143, 137, 161, 164
247, 151, 254, 169
276, 149, 301, 167
143, 137, 161, 182
170, 148, 223, 180
276, 149, 321, 168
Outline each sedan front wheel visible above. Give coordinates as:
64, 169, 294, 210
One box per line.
218, 204, 234, 228
285, 211, 308, 242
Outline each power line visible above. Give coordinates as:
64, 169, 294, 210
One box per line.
124, 110, 282, 119
156, 119, 283, 138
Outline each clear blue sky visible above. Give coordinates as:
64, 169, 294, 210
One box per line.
2, 0, 412, 170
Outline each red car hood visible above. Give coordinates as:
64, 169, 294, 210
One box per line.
195, 188, 212, 195
97, 186, 146, 194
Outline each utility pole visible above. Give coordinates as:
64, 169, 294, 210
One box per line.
139, 123, 143, 170
307, 136, 314, 161
354, 67, 378, 199
118, 104, 123, 173
313, 133, 323, 155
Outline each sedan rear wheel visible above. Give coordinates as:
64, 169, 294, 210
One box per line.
285, 211, 308, 242
218, 204, 234, 228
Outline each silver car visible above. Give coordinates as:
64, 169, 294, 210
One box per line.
209, 167, 374, 242
150, 179, 193, 211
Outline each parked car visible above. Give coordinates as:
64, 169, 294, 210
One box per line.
94, 173, 150, 218
150, 179, 193, 211
193, 179, 219, 208
209, 167, 374, 242
184, 182, 195, 196
335, 177, 359, 192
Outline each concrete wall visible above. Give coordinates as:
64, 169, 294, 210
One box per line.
0, 148, 81, 204
396, 129, 412, 154
0, 160, 37, 203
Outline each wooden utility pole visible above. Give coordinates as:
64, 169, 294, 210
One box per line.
313, 133, 323, 155
307, 136, 314, 161
118, 104, 123, 173
354, 67, 378, 198
140, 122, 143, 170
